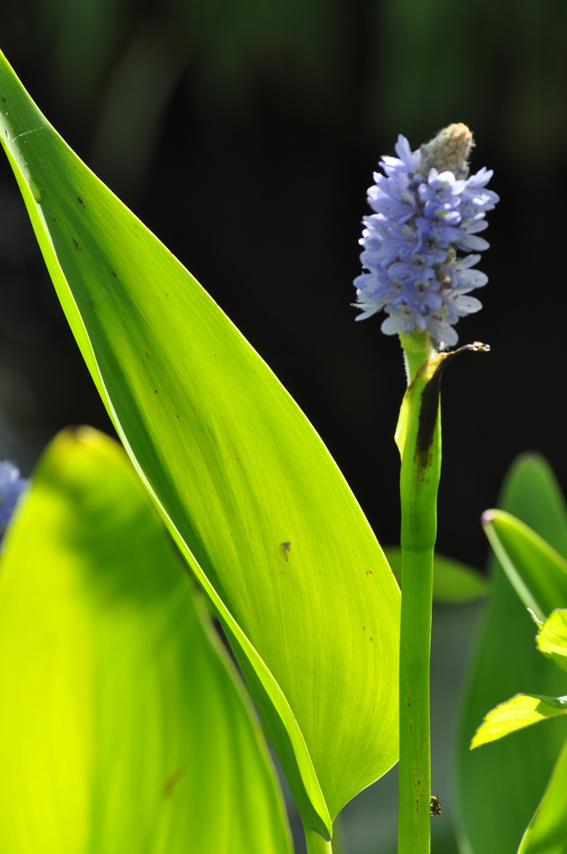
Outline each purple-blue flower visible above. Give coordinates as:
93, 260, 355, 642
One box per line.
353, 124, 499, 346
0, 461, 27, 541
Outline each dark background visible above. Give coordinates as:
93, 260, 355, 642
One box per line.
1, 1, 565, 851
2, 0, 565, 573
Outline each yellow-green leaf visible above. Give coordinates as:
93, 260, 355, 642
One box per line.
537, 609, 567, 673
471, 694, 567, 749
0, 427, 292, 854
0, 52, 400, 836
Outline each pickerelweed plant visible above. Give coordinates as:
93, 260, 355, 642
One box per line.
354, 124, 498, 854
0, 47, 511, 854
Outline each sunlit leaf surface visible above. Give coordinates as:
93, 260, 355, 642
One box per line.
538, 609, 567, 673
471, 694, 567, 748
455, 454, 567, 854
0, 427, 292, 854
0, 53, 400, 836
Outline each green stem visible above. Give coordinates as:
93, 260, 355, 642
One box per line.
305, 829, 333, 854
398, 547, 434, 853
399, 329, 435, 385
396, 333, 443, 854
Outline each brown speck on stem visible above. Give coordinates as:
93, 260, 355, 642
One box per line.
112, 271, 117, 277
77, 196, 85, 206
154, 389, 158, 394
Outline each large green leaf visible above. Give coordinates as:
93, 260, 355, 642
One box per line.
518, 735, 567, 854
0, 427, 292, 854
482, 510, 567, 622
0, 52, 400, 837
455, 454, 567, 854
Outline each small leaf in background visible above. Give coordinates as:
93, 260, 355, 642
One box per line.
455, 454, 567, 854
0, 51, 400, 839
383, 546, 488, 604
518, 735, 567, 854
482, 510, 567, 622
471, 694, 567, 748
0, 427, 292, 854
538, 609, 567, 673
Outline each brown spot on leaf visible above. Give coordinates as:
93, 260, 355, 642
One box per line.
164, 768, 184, 797
72, 239, 81, 251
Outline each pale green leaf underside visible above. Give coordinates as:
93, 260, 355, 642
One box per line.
384, 546, 488, 603
518, 735, 567, 854
0, 428, 292, 854
0, 52, 400, 833
471, 694, 567, 749
482, 509, 567, 622
538, 609, 567, 673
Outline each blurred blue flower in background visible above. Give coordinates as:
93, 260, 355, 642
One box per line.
0, 461, 27, 540
354, 124, 499, 346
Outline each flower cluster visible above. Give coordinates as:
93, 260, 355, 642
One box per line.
353, 124, 499, 346
0, 461, 27, 542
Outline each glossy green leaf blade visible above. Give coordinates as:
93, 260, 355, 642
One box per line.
384, 546, 488, 603
518, 735, 567, 854
456, 454, 567, 854
0, 53, 400, 831
538, 609, 567, 672
0, 427, 292, 854
471, 694, 567, 748
482, 510, 567, 622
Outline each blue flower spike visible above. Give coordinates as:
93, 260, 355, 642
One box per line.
0, 462, 27, 541
354, 124, 498, 348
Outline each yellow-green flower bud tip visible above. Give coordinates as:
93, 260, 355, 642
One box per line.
420, 123, 474, 180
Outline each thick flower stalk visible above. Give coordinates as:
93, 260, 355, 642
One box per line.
354, 125, 496, 854
354, 123, 498, 347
